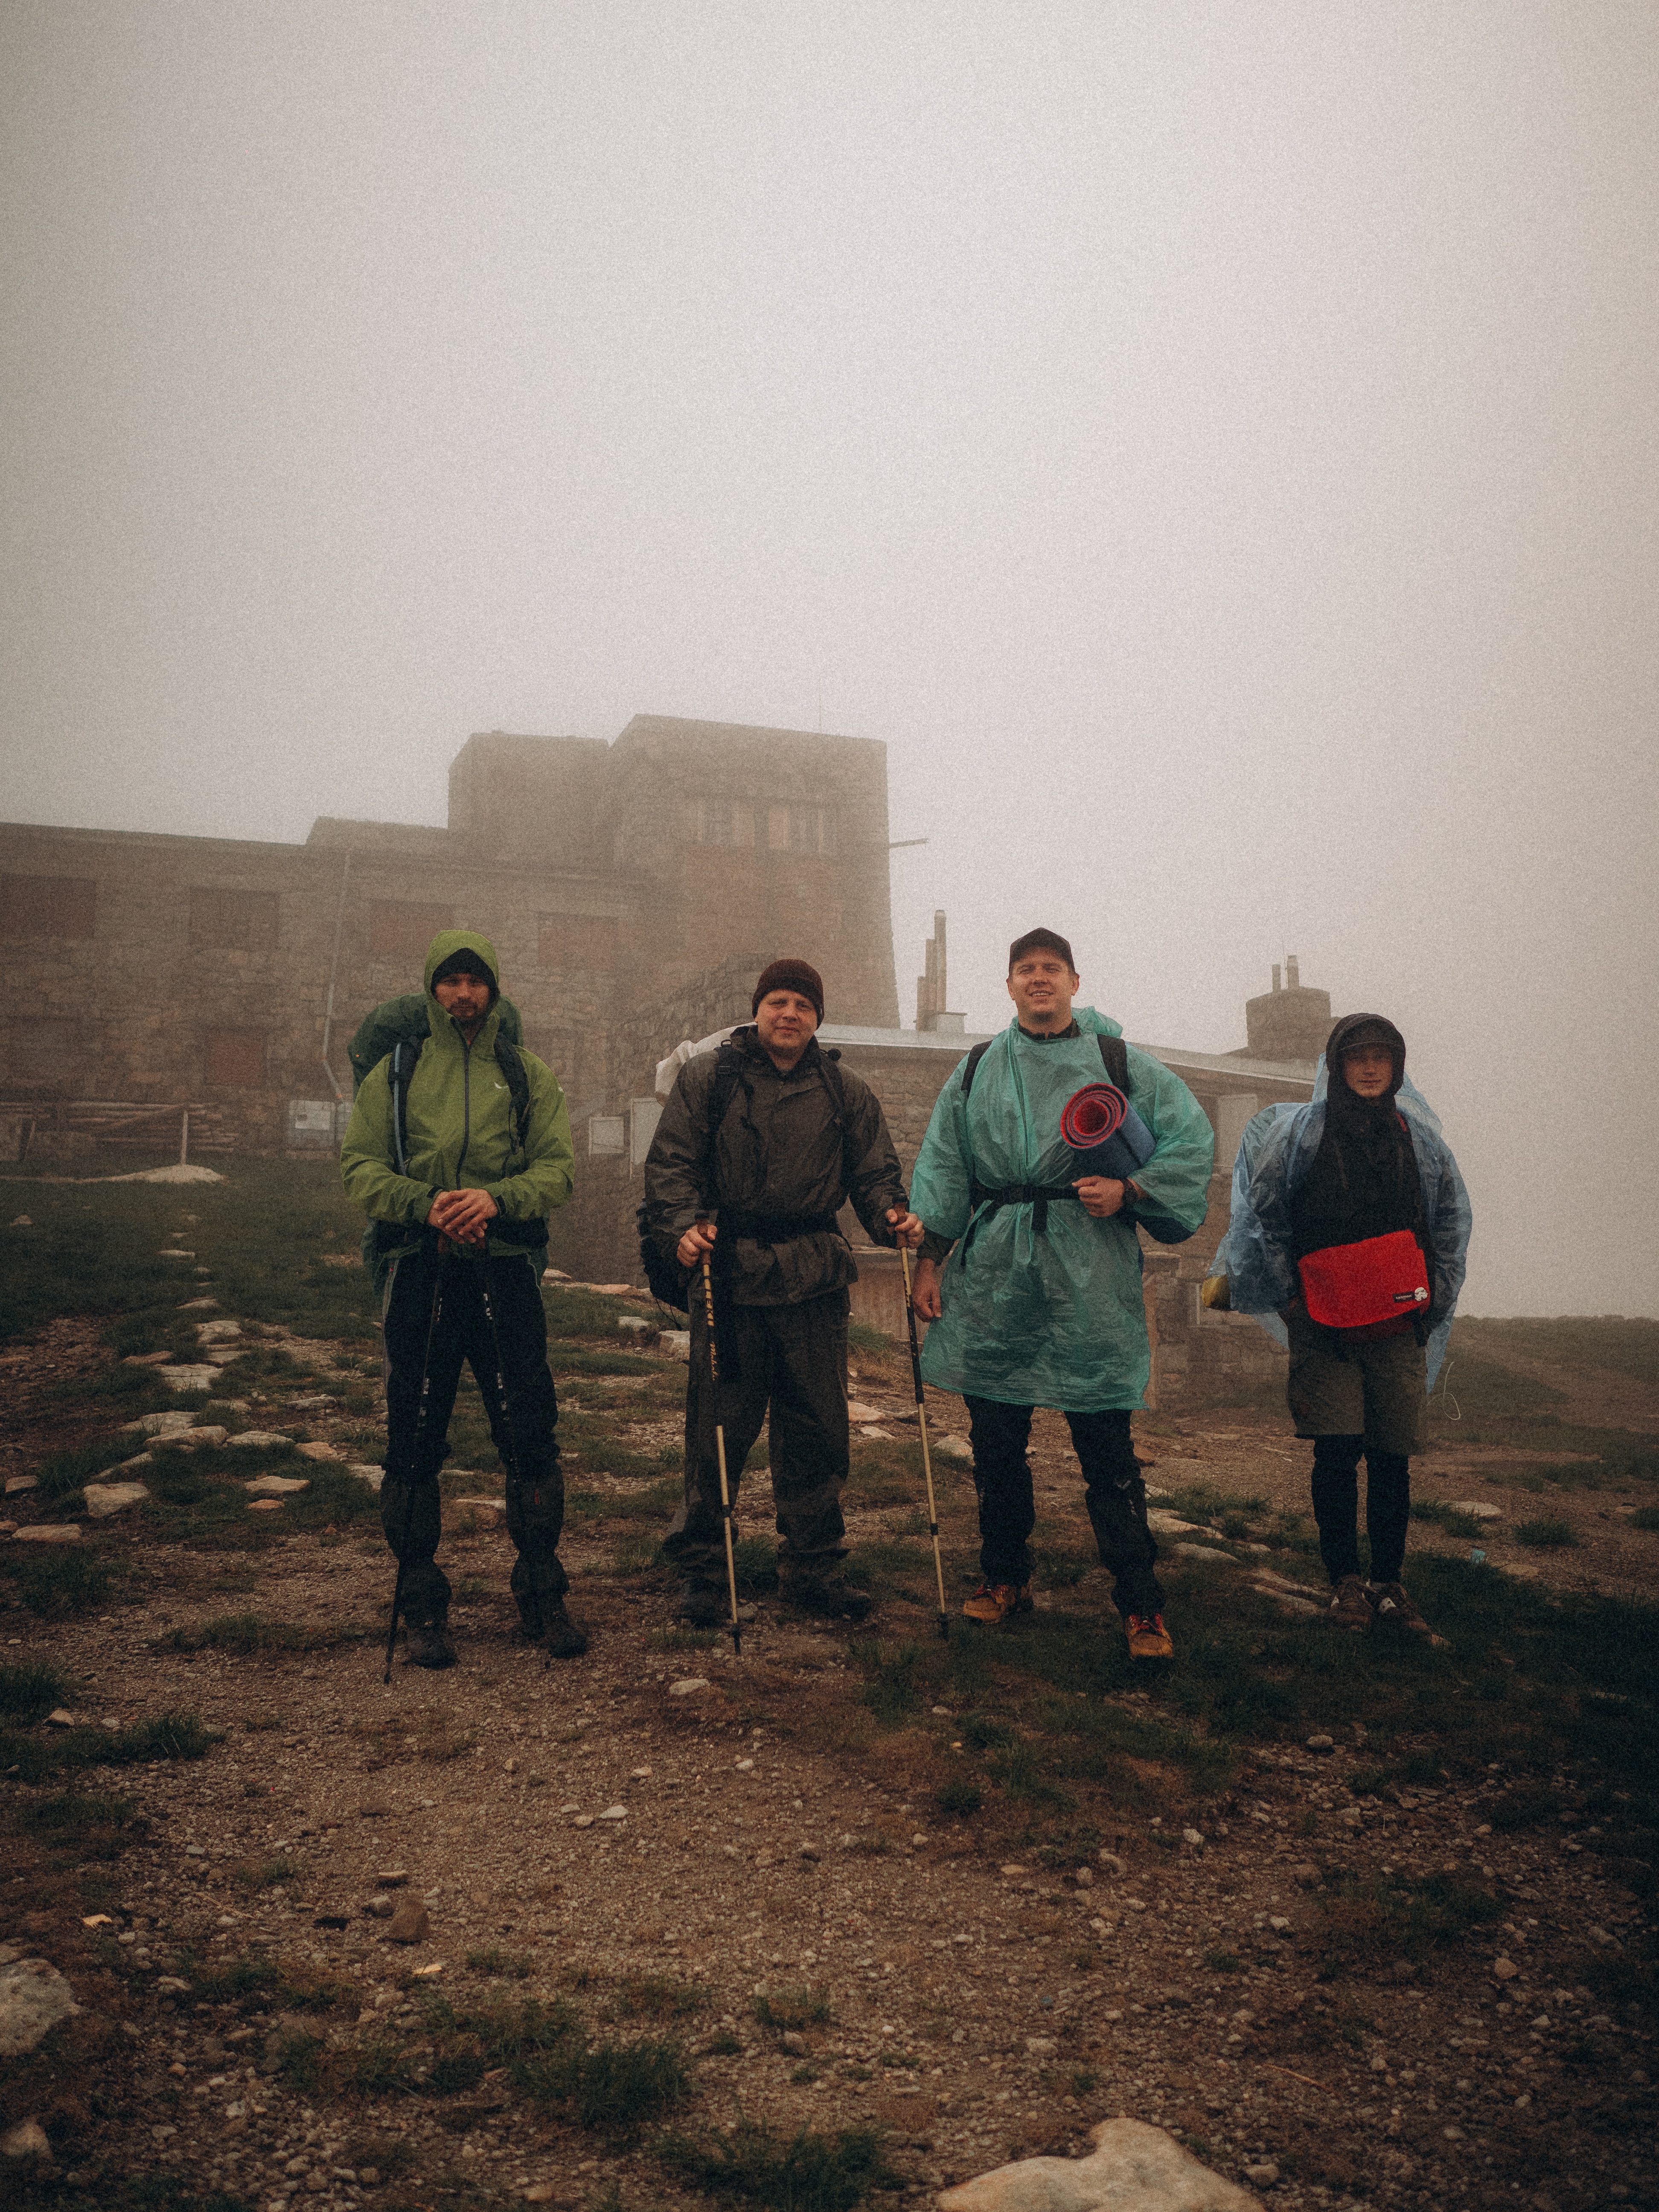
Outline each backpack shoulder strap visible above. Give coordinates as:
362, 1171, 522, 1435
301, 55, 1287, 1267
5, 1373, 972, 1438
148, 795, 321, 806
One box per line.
388, 1035, 425, 1176
815, 1046, 865, 1194
493, 1034, 533, 1154
1097, 1033, 1130, 1091
959, 1039, 994, 1100
697, 1042, 749, 1208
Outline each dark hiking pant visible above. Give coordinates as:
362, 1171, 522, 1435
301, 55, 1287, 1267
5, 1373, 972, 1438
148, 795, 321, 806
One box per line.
664, 1289, 850, 1589
380, 1246, 566, 1628
1310, 1434, 1412, 1586
963, 1396, 1164, 1620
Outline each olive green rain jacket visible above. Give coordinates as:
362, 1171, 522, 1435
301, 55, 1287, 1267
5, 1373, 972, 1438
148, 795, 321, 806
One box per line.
339, 930, 574, 1264
909, 1007, 1214, 1412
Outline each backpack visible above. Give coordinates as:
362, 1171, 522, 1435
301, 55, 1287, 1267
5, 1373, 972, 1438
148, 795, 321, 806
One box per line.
959, 1031, 1196, 1247
347, 995, 547, 1269
636, 1037, 859, 1310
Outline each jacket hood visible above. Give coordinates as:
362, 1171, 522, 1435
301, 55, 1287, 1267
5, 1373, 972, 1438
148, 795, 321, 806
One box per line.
1007, 1005, 1124, 1039
423, 929, 501, 1004
1323, 1011, 1405, 1105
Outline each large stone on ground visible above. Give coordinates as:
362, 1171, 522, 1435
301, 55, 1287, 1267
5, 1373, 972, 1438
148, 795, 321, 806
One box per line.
153, 1425, 229, 1450
1, 2117, 51, 2159
937, 2119, 1263, 2212
195, 1319, 242, 1345
245, 1475, 310, 1497
227, 1431, 295, 1450
349, 1464, 384, 1491
83, 1481, 151, 1519
157, 1365, 219, 1391
12, 1526, 81, 1545
124, 1409, 197, 1437
387, 1901, 430, 1945
0, 1954, 81, 2058
934, 1434, 973, 1461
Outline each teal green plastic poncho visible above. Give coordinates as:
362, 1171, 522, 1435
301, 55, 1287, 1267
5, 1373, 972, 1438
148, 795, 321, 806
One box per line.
910, 1010, 1215, 1411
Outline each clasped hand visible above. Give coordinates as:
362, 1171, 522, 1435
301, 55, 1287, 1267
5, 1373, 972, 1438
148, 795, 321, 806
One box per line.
428, 1187, 498, 1252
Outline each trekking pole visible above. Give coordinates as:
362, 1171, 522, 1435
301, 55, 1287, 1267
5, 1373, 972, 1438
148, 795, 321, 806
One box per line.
384, 1252, 445, 1685
899, 1243, 950, 1642
473, 1244, 548, 1671
699, 1249, 743, 1659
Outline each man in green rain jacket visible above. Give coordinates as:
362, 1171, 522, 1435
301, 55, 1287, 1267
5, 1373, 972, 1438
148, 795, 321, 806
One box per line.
909, 929, 1213, 1661
341, 931, 578, 1667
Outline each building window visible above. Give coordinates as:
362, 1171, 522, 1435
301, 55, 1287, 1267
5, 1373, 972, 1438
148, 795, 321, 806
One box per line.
539, 915, 617, 971
0, 1017, 101, 1095
765, 806, 830, 855
0, 875, 96, 939
368, 901, 454, 963
204, 1028, 268, 1088
189, 887, 278, 953
693, 799, 756, 848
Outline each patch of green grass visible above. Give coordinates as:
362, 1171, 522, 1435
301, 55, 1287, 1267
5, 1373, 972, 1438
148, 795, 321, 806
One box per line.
1631, 1505, 1659, 1532
614, 1975, 707, 2019
1455, 1316, 1659, 1394
550, 1349, 667, 1378
934, 1778, 982, 1817
32, 1435, 151, 1502
853, 1640, 925, 1726
0, 1661, 70, 1722
1514, 1518, 1580, 1549
466, 1948, 533, 1979
658, 2119, 898, 2211
753, 1984, 831, 2032
544, 1289, 666, 1340
1488, 1787, 1563, 1831
163, 1612, 368, 1654
734, 1534, 780, 1594
849, 1321, 896, 1356
271, 2026, 324, 2093
5, 1545, 118, 1616
1316, 1869, 1503, 1975
1409, 1500, 1485, 1537
1205, 1950, 1243, 1973
518, 2032, 690, 2136
15, 1787, 145, 1848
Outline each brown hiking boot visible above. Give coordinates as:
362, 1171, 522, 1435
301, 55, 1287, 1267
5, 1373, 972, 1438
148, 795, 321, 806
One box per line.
405, 1619, 456, 1669
1368, 1581, 1432, 1638
1327, 1574, 1374, 1633
962, 1581, 1033, 1626
1125, 1612, 1174, 1662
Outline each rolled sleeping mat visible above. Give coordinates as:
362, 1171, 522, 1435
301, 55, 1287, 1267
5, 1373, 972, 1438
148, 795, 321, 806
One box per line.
1059, 1082, 1196, 1246
1058, 1082, 1156, 1183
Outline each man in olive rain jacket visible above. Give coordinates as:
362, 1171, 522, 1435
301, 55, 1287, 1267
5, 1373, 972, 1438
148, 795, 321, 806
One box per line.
341, 931, 579, 1666
642, 958, 922, 1625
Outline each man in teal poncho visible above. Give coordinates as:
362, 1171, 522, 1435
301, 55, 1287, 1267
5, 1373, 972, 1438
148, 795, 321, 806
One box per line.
909, 929, 1214, 1660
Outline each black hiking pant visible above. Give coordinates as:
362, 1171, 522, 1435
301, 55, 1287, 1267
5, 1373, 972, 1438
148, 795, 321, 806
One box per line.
379, 1245, 566, 1629
1310, 1434, 1412, 1586
664, 1289, 851, 1589
964, 1396, 1164, 1619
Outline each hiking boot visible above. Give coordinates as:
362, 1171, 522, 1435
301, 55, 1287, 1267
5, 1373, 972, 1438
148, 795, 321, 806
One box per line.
405, 1619, 456, 1669
1327, 1574, 1374, 1633
1368, 1580, 1431, 1638
782, 1574, 874, 1623
541, 1601, 590, 1659
1125, 1612, 1174, 1662
962, 1581, 1033, 1626
675, 1583, 726, 1630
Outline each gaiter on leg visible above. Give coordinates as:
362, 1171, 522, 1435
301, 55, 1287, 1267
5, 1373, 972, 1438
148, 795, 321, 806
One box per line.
1309, 1433, 1365, 1585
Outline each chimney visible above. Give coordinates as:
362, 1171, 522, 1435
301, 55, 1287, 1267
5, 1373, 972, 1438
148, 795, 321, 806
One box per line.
1244, 956, 1332, 1064
916, 911, 966, 1034
1286, 953, 1300, 990
1271, 963, 1282, 994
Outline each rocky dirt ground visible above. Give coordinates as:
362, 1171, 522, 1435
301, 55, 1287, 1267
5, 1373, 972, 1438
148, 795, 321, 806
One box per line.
1, 1197, 1656, 2212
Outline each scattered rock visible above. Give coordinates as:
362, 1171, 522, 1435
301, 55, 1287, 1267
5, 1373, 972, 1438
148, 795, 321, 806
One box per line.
937, 2117, 1263, 2210
45, 1709, 76, 1727
387, 1902, 430, 1945
1493, 1957, 1519, 1980
362, 1896, 395, 1919
1306, 1734, 1334, 1752
245, 1476, 310, 1497
124, 1410, 197, 1437
1172, 1543, 1233, 1566
669, 1678, 709, 1697
0, 1956, 81, 2058
934, 1435, 973, 1461
847, 1400, 883, 1421
1253, 1584, 1321, 1615
349, 1464, 385, 1490
597, 1805, 627, 1822
157, 1249, 196, 1260
1450, 1501, 1502, 1519
1291, 1863, 1323, 1889
1146, 1512, 1205, 1535
154, 1426, 229, 1449
1025, 2035, 1057, 2056
82, 1481, 151, 1519
0, 2118, 50, 2160
1243, 2164, 1280, 2187
296, 1441, 341, 1462
12, 1525, 81, 1545
227, 1431, 295, 1450
658, 1330, 691, 1361
3, 1475, 37, 1496
8, 1216, 32, 1229
195, 1320, 242, 1345
157, 1365, 219, 1391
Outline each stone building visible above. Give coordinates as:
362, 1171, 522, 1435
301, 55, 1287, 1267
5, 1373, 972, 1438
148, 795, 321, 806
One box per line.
1, 714, 1321, 1403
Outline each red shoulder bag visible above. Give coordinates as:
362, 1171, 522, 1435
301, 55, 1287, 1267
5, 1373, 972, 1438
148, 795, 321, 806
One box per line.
1297, 1229, 1429, 1335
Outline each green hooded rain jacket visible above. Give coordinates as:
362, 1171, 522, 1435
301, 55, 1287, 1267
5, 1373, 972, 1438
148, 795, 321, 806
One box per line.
339, 930, 574, 1263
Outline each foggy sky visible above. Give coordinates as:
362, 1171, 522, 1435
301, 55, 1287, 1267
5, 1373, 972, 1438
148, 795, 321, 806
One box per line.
3, 3, 1656, 1316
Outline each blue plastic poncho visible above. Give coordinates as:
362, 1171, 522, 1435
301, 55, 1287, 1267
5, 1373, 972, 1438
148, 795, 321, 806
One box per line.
910, 1009, 1215, 1412
1214, 1058, 1472, 1388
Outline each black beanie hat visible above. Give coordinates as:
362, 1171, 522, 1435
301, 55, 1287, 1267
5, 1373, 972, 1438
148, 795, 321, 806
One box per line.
431, 948, 498, 998
1008, 926, 1076, 974
751, 958, 825, 1023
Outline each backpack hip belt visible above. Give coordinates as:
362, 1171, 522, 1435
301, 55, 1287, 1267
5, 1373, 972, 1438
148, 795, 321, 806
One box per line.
716, 1208, 843, 1243
964, 1182, 1081, 1243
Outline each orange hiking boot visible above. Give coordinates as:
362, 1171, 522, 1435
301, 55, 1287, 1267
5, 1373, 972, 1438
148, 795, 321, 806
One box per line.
962, 1581, 1033, 1625
1125, 1612, 1174, 1662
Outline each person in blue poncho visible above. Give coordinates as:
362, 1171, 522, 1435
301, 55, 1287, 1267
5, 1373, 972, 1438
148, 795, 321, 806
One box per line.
1209, 1012, 1472, 1639
908, 928, 1215, 1660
